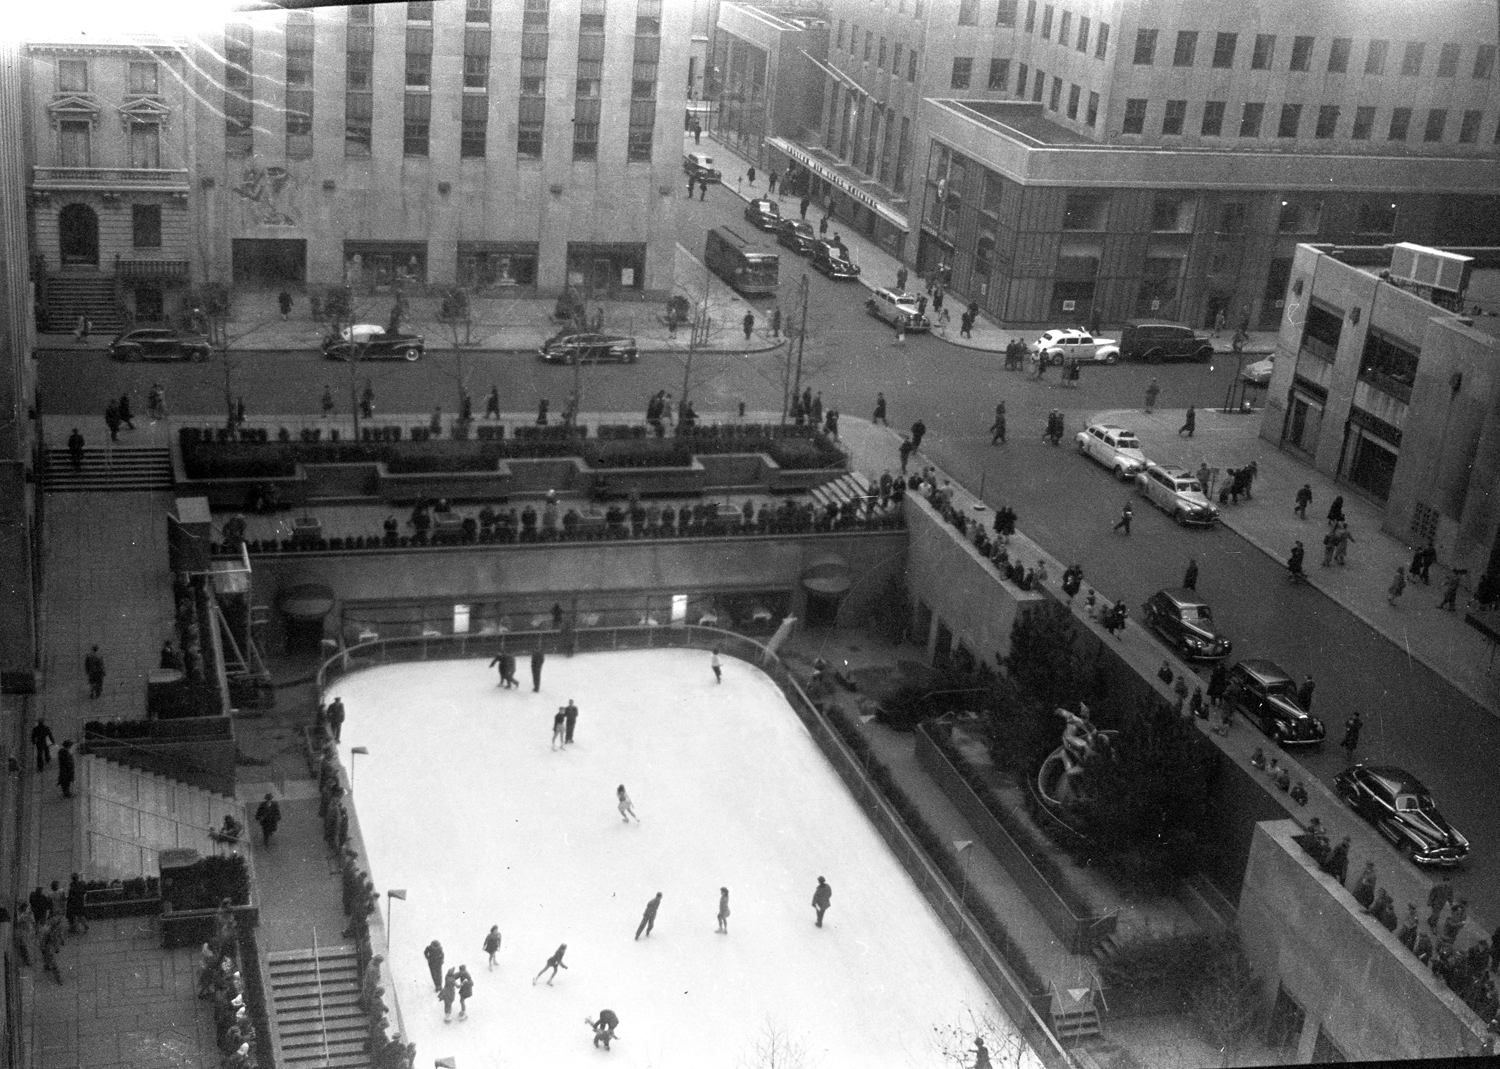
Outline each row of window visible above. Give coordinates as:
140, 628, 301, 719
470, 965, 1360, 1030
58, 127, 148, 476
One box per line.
951, 0, 1114, 59
837, 20, 921, 83
1131, 29, 1496, 80
55, 57, 159, 94
1120, 97, 1497, 144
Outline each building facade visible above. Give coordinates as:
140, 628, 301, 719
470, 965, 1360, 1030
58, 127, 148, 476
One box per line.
1259, 241, 1500, 579
709, 3, 829, 158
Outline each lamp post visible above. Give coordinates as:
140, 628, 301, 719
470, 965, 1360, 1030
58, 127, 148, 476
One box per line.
349, 746, 369, 791
386, 888, 406, 956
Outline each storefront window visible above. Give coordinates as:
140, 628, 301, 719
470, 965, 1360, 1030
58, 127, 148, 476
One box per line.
458, 244, 538, 288
343, 242, 428, 288
566, 243, 646, 293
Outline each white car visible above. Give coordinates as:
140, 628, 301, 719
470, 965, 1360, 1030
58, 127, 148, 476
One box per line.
1031, 328, 1120, 366
1135, 463, 1219, 527
865, 288, 930, 332
1242, 355, 1275, 386
1075, 423, 1149, 480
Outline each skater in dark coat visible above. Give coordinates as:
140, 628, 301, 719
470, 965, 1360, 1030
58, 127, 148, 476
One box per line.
533, 943, 568, 984
424, 940, 445, 991
488, 653, 510, 687
635, 893, 662, 939
255, 794, 282, 845
589, 1009, 620, 1049
439, 968, 457, 1021
717, 888, 730, 933
551, 709, 567, 751
811, 876, 832, 927
483, 926, 501, 968
456, 966, 473, 1019
563, 700, 579, 743
531, 649, 545, 692
325, 697, 346, 742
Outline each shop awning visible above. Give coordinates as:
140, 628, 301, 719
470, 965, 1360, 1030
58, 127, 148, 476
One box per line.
801, 553, 853, 596
767, 137, 910, 233
277, 583, 335, 620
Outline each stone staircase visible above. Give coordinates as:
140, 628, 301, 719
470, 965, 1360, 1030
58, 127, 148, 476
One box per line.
43, 444, 174, 491
808, 470, 873, 510
1050, 983, 1104, 1042
43, 274, 125, 334
268, 946, 374, 1069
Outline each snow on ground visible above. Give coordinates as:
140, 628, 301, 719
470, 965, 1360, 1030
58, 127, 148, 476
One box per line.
331, 649, 1038, 1069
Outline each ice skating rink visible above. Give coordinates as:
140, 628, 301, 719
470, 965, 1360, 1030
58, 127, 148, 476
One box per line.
330, 649, 1038, 1068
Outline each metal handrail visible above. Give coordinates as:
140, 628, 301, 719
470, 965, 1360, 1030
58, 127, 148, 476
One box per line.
312, 928, 329, 1066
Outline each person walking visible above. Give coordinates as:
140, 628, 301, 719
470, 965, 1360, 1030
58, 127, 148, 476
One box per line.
483, 925, 502, 968
717, 887, 730, 933
456, 965, 473, 1020
424, 940, 445, 992
39, 917, 64, 984
1178, 404, 1196, 438
325, 696, 346, 742
563, 700, 579, 744
255, 793, 282, 845
1294, 484, 1313, 519
31, 717, 54, 772
148, 382, 167, 422
65, 874, 89, 935
57, 740, 75, 799
617, 785, 639, 823
896, 265, 909, 291
104, 401, 121, 442
742, 311, 754, 341
898, 436, 914, 473
910, 419, 927, 451
1332, 523, 1355, 566
1296, 675, 1316, 712
1340, 711, 1364, 757
1144, 378, 1160, 413
872, 392, 887, 425
117, 393, 135, 431
84, 646, 105, 699
989, 402, 1007, 446
551, 709, 567, 751
1183, 558, 1199, 591
1388, 565, 1407, 606
1326, 495, 1345, 527
811, 876, 832, 927
799, 195, 810, 219
532, 943, 568, 985
711, 647, 722, 683
531, 648, 545, 691
1112, 501, 1133, 535
67, 428, 85, 471
747, 165, 756, 185
1439, 569, 1465, 611
439, 968, 458, 1022
635, 892, 663, 939
278, 291, 293, 320
771, 307, 782, 339
488, 653, 510, 687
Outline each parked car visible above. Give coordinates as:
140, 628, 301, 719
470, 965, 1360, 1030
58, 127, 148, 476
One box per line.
1116, 320, 1215, 363
322, 324, 426, 361
744, 198, 782, 231
865, 288, 929, 332
1334, 764, 1469, 867
683, 152, 721, 184
776, 219, 819, 255
107, 326, 212, 362
1031, 328, 1119, 366
810, 240, 860, 280
1142, 589, 1233, 661
1135, 463, 1219, 526
538, 332, 639, 365
1224, 659, 1326, 746
1242, 355, 1275, 386
1075, 422, 1149, 480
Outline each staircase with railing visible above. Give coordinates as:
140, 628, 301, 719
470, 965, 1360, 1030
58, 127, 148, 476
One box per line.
42, 274, 125, 333
267, 936, 373, 1069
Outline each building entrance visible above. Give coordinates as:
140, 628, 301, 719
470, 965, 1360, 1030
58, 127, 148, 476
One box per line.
233, 239, 307, 285
59, 203, 99, 266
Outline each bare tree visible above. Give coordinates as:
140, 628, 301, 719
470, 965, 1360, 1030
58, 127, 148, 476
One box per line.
1189, 939, 1261, 1067
931, 1005, 1033, 1068
736, 1018, 813, 1069
666, 265, 731, 421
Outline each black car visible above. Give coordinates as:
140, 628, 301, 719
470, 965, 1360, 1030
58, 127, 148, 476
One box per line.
538, 332, 638, 365
1334, 764, 1469, 866
1142, 589, 1232, 661
1118, 320, 1216, 363
322, 324, 426, 361
743, 198, 782, 232
107, 327, 212, 362
776, 219, 819, 255
1224, 659, 1325, 746
810, 240, 860, 280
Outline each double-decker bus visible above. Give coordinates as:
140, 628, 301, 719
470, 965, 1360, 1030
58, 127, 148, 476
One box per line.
704, 226, 779, 296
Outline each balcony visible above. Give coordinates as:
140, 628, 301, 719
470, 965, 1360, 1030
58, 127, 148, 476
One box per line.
117, 257, 190, 279
33, 166, 190, 193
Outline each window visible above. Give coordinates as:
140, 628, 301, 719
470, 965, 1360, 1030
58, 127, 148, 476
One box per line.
1040, 5, 1053, 39
893, 43, 904, 74
951, 57, 973, 89
1459, 109, 1482, 143
1016, 62, 1028, 94
850, 22, 858, 53
1086, 90, 1098, 125
285, 17, 314, 153
572, 96, 600, 160
1201, 100, 1225, 135
836, 20, 844, 48
1062, 193, 1109, 229
345, 92, 372, 156
1277, 198, 1322, 233
996, 0, 1016, 28
1032, 69, 1045, 101
1290, 36, 1313, 72
1424, 108, 1447, 141
1024, 1, 1035, 32
1359, 330, 1419, 398
403, 92, 430, 155
958, 0, 979, 25
1152, 194, 1194, 231
1315, 105, 1339, 138
1173, 31, 1197, 67
1388, 107, 1411, 140
286, 90, 313, 137
466, 0, 490, 22
59, 120, 90, 167
1357, 200, 1398, 233
1476, 44, 1497, 78
132, 204, 161, 248
1218, 202, 1247, 233
406, 26, 433, 86
517, 100, 545, 158
1212, 33, 1236, 68
1059, 12, 1071, 46
464, 29, 491, 88
128, 61, 158, 94
1076, 16, 1089, 52
1401, 41, 1424, 76
1277, 104, 1301, 137
864, 30, 873, 61
407, 1, 432, 19
521, 57, 547, 96
347, 45, 373, 90
988, 58, 1010, 90
1239, 102, 1264, 137
1049, 76, 1062, 110
225, 29, 253, 152
461, 94, 487, 157
1095, 22, 1109, 60
1134, 29, 1158, 65
909, 50, 918, 81
1251, 34, 1275, 70
58, 59, 87, 92
1366, 40, 1388, 75
1162, 99, 1186, 134
347, 3, 372, 22
576, 59, 601, 97
1122, 98, 1147, 133
1328, 37, 1351, 72
1437, 43, 1459, 77
1067, 83, 1080, 119
1351, 105, 1374, 139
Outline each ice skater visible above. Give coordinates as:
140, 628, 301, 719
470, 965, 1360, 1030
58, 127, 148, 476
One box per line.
424, 940, 444, 991
635, 892, 662, 939
488, 652, 515, 688
617, 784, 639, 823
811, 876, 832, 927
587, 1009, 620, 1050
563, 700, 579, 744
456, 965, 473, 1019
551, 709, 567, 751
711, 646, 722, 683
973, 1037, 992, 1068
483, 925, 501, 969
439, 968, 457, 1021
533, 943, 568, 984
531, 648, 546, 691
717, 887, 730, 933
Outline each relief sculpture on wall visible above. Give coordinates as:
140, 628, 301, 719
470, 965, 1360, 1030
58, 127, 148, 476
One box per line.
231, 160, 300, 227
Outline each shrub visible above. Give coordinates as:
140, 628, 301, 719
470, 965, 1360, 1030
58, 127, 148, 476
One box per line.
1004, 601, 1089, 714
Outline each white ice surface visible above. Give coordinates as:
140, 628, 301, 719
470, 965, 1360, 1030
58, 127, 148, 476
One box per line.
331, 650, 1038, 1069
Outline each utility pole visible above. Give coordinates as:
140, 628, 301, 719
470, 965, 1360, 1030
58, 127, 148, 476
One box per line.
789, 273, 810, 422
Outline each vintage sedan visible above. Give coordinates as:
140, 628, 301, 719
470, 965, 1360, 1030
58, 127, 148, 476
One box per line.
1224, 659, 1326, 746
776, 219, 819, 255
1075, 422, 1149, 480
538, 332, 639, 365
743, 198, 783, 231
865, 288, 929, 332
810, 240, 860, 280
1136, 463, 1219, 527
107, 327, 212, 362
1142, 588, 1232, 661
1030, 328, 1120, 366
1334, 764, 1469, 867
322, 324, 426, 361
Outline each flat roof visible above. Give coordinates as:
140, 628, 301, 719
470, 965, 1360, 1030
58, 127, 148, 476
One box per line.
935, 100, 1098, 147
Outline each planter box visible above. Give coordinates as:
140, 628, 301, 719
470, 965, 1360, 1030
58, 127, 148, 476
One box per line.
160, 901, 259, 949
83, 889, 162, 920
589, 459, 708, 499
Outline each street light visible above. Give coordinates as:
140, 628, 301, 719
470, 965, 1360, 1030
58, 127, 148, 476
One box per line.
349, 746, 369, 791
386, 888, 406, 955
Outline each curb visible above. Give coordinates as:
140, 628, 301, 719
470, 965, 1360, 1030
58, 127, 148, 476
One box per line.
38, 341, 789, 359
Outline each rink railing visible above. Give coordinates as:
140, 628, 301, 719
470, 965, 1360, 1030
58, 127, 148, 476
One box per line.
316, 626, 1076, 1069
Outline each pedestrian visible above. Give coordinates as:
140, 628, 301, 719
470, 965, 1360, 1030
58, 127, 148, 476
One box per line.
551, 708, 566, 751
896, 265, 909, 291
1183, 558, 1199, 591
1178, 404, 1195, 437
769, 170, 779, 195
117, 393, 135, 430
741, 311, 754, 340
747, 165, 756, 185
818, 214, 829, 237
1340, 711, 1363, 756
1388, 565, 1407, 606
872, 392, 887, 425
84, 646, 105, 699
588, 1009, 620, 1050
711, 647, 722, 683
31, 717, 54, 771
39, 918, 64, 984
1144, 378, 1160, 413
1112, 501, 1133, 535
617, 784, 639, 823
456, 965, 473, 1019
255, 793, 281, 845
532, 943, 568, 985
1410, 543, 1436, 584
235, 397, 247, 428
325, 696, 346, 742
699, 177, 708, 200
989, 403, 1007, 445
893, 318, 906, 345
488, 652, 510, 687
973, 1037, 993, 1069
483, 925, 501, 968
439, 968, 457, 1022
1439, 569, 1465, 611
1352, 862, 1377, 910
717, 887, 730, 933
1297, 675, 1315, 712
66, 427, 86, 472
811, 876, 832, 927
1327, 495, 1345, 527
771, 308, 782, 338
1294, 483, 1313, 519
635, 892, 663, 939
898, 436, 913, 473
1207, 661, 1229, 708
1333, 523, 1355, 565
1231, 327, 1248, 353
799, 195, 810, 219
74, 314, 87, 342
28, 886, 51, 930
321, 384, 334, 417
65, 874, 89, 935
57, 740, 75, 798
910, 419, 927, 451
531, 648, 545, 691
424, 940, 444, 992
104, 401, 120, 442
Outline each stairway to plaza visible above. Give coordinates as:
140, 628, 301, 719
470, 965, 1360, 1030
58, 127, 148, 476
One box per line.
267, 945, 373, 1069
43, 443, 174, 491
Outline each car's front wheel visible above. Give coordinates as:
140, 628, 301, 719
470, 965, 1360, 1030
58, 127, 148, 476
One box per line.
125, 349, 143, 362
403, 347, 421, 362
1173, 508, 1187, 525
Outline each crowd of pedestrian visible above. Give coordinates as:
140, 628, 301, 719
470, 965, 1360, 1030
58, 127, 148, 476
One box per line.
195, 900, 263, 1069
